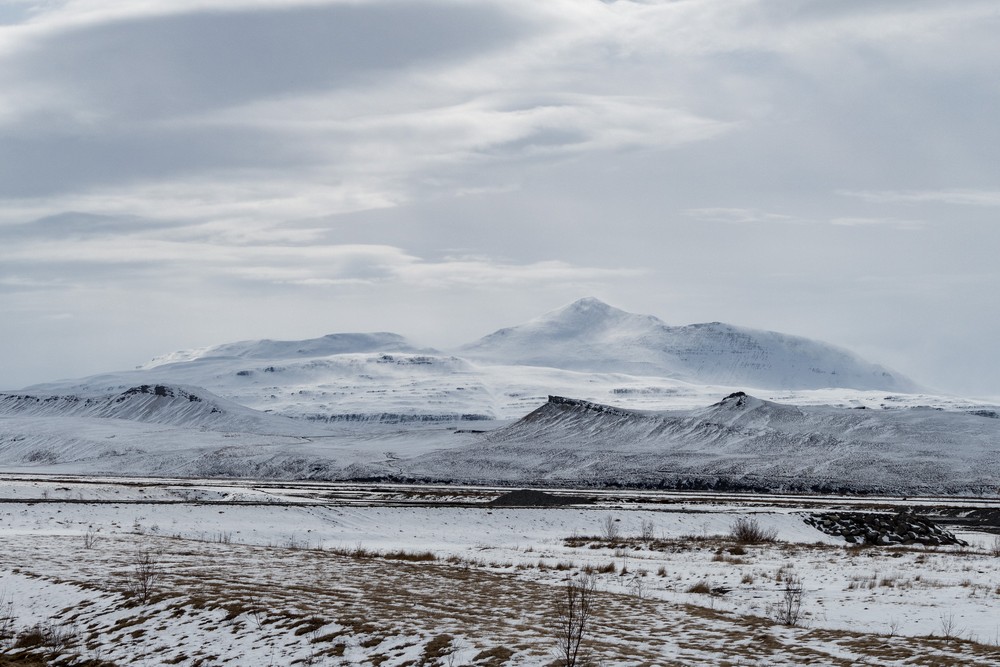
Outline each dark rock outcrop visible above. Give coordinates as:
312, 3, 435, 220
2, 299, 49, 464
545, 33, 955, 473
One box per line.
804, 511, 967, 546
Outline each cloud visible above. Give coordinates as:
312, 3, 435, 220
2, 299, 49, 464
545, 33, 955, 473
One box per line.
685, 209, 923, 230
0, 210, 642, 294
1, 2, 530, 119
1, 0, 999, 394
0, 0, 737, 217
684, 208, 796, 224
840, 189, 1000, 207
829, 217, 923, 230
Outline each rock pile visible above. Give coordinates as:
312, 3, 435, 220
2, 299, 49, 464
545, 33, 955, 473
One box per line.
804, 511, 967, 546
488, 489, 584, 507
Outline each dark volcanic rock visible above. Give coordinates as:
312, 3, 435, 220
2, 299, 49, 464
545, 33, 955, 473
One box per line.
804, 511, 967, 546
488, 489, 585, 507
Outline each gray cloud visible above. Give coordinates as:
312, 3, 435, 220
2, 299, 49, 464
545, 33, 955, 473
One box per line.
0, 0, 998, 396
6, 2, 529, 119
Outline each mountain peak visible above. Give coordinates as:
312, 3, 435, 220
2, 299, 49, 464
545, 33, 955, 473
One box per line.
460, 300, 916, 392
532, 297, 641, 330
564, 296, 615, 313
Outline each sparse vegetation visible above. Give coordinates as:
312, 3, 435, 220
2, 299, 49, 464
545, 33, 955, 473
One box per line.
125, 550, 160, 604
730, 517, 778, 544
686, 580, 713, 595
554, 574, 596, 667
770, 575, 804, 627
640, 519, 655, 542
600, 516, 620, 542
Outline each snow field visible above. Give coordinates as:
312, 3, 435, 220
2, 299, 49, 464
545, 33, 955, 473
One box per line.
2, 486, 1000, 665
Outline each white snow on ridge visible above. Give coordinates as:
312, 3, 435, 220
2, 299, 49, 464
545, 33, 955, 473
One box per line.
141, 331, 422, 368
0, 383, 317, 433
405, 392, 1000, 495
22, 297, 947, 426
460, 297, 917, 391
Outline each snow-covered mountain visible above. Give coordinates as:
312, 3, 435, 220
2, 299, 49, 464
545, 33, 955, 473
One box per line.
0, 384, 315, 434
24, 298, 924, 425
408, 393, 1000, 495
460, 298, 916, 391
9, 297, 997, 493
141, 332, 423, 368
2, 381, 998, 493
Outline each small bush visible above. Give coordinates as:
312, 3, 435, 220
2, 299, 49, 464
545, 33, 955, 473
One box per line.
686, 580, 712, 595
640, 519, 655, 541
600, 516, 620, 541
769, 576, 804, 626
730, 517, 778, 544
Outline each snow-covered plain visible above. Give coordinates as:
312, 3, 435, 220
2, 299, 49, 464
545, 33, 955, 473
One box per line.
1, 477, 999, 665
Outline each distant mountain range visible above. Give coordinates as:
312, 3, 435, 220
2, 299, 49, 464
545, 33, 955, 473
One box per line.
6, 298, 995, 494
24, 298, 918, 423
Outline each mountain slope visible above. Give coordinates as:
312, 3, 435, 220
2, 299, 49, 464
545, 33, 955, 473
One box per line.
408, 393, 1000, 494
459, 297, 916, 391
21, 298, 939, 427
142, 332, 422, 368
0, 384, 315, 434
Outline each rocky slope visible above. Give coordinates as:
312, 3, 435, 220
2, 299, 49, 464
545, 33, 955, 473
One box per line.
406, 392, 1000, 494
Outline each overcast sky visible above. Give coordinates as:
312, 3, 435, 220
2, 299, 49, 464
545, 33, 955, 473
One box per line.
1, 0, 998, 396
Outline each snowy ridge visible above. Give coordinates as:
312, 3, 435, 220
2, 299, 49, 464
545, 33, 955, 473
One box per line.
460, 298, 916, 391
0, 384, 314, 434
24, 298, 936, 425
142, 332, 422, 368
408, 393, 1000, 494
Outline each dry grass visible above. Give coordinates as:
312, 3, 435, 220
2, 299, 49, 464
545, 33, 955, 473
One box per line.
3, 533, 1000, 666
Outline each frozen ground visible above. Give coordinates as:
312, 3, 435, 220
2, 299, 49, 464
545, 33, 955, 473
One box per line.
2, 476, 999, 665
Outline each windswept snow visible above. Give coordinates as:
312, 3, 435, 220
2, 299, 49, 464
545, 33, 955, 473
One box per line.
461, 297, 917, 391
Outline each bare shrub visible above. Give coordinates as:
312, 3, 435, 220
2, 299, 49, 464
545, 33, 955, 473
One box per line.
770, 575, 804, 626
126, 551, 160, 604
639, 519, 655, 542
939, 612, 962, 640
14, 621, 75, 652
730, 517, 778, 544
555, 574, 596, 667
0, 594, 15, 645
627, 575, 646, 600
990, 535, 1000, 557
600, 516, 620, 542
83, 526, 98, 549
